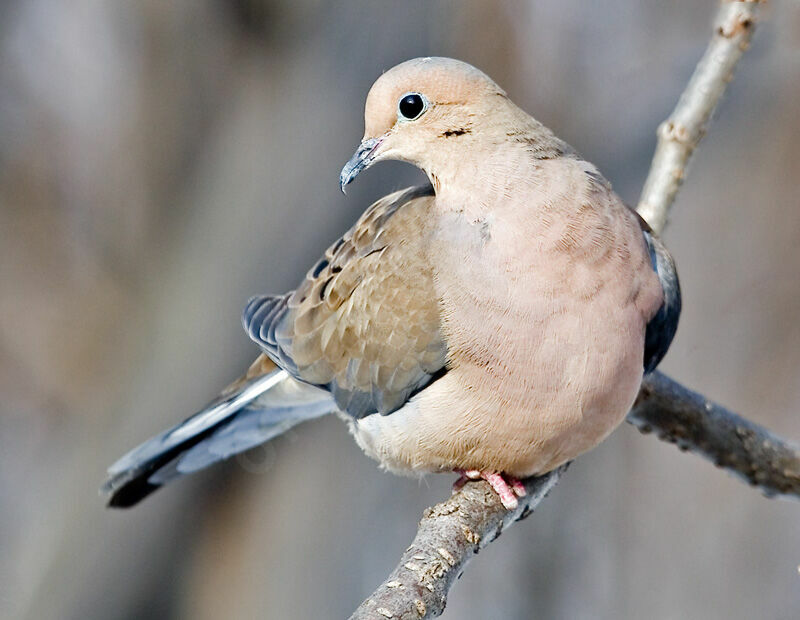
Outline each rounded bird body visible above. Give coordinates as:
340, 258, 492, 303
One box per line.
104, 57, 679, 509
350, 155, 662, 479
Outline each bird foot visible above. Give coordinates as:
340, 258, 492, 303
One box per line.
452, 470, 526, 510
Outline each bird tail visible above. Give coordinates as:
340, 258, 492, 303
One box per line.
102, 355, 334, 508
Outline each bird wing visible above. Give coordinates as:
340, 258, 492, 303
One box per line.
630, 211, 681, 373
243, 185, 448, 418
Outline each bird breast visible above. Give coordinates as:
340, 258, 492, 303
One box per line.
352, 159, 663, 477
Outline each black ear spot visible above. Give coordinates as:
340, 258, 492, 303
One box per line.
442, 128, 470, 138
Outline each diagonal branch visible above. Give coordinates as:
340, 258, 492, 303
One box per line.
350, 467, 567, 620
630, 372, 800, 498
636, 0, 763, 234
351, 2, 783, 618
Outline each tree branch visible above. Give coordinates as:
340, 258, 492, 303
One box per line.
351, 2, 779, 618
350, 467, 566, 620
636, 0, 763, 234
630, 372, 800, 498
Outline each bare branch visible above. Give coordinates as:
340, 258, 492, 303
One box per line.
350, 467, 566, 620
637, 0, 764, 234
629, 372, 800, 498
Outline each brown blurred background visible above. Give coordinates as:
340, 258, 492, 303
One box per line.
1, 1, 799, 618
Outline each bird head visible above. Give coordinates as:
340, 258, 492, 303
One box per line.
340, 57, 517, 193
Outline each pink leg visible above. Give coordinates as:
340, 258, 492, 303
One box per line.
451, 470, 527, 510
482, 473, 520, 509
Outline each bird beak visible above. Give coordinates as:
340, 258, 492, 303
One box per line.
340, 137, 383, 193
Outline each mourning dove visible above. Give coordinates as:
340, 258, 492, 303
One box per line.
104, 57, 680, 509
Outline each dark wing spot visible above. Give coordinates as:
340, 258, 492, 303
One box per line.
311, 258, 329, 278
319, 276, 333, 301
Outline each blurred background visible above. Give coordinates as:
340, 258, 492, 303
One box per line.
1, 1, 799, 618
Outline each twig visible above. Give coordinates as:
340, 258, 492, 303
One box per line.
629, 372, 800, 498
350, 467, 566, 620
352, 2, 776, 618
637, 0, 763, 234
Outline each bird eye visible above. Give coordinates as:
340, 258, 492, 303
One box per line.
397, 93, 427, 121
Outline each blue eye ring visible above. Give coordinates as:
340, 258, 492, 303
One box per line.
397, 92, 428, 121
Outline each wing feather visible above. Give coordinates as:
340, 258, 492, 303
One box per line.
243, 185, 448, 418
641, 227, 681, 373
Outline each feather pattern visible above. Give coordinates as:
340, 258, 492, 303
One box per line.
243, 185, 448, 418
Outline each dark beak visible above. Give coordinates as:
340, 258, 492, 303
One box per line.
339, 137, 382, 193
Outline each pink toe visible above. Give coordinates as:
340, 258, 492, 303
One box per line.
509, 478, 527, 498
483, 472, 519, 510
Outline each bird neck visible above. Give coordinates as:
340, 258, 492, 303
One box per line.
428, 138, 567, 221
425, 104, 572, 219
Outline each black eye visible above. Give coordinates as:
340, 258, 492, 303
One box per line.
398, 93, 427, 120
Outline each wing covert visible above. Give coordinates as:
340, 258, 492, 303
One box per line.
244, 185, 447, 418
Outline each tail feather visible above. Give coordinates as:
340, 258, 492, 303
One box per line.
154, 376, 335, 480
102, 367, 334, 508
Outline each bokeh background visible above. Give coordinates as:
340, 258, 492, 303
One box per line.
2, 1, 799, 618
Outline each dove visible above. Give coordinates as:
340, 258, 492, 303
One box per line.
103, 57, 680, 510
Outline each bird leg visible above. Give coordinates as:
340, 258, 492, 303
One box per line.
452, 470, 527, 509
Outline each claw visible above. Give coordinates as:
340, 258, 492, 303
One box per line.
452, 473, 468, 492
509, 478, 527, 498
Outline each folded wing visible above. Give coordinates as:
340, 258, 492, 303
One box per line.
243, 185, 448, 418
